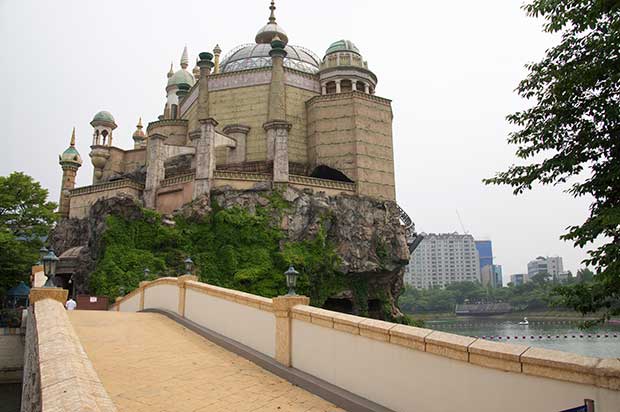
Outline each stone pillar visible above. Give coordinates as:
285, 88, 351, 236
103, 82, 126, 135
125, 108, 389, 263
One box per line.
264, 121, 292, 183
139, 281, 150, 311
321, 84, 327, 95
351, 80, 357, 91
335, 80, 341, 94
223, 124, 250, 164
29, 288, 68, 306
144, 133, 167, 209
273, 295, 310, 367
177, 275, 198, 317
267, 38, 287, 121
192, 118, 217, 200
364, 83, 370, 94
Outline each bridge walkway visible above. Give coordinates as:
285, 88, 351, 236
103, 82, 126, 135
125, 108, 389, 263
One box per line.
68, 310, 344, 412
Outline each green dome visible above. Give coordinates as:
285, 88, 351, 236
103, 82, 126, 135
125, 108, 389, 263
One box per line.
60, 146, 82, 166
92, 111, 115, 124
167, 69, 196, 87
325, 40, 360, 56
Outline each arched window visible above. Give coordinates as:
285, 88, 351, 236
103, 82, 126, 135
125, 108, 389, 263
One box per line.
101, 130, 108, 146
325, 81, 337, 95
310, 165, 354, 183
340, 79, 353, 93
356, 81, 366, 93
171, 104, 178, 119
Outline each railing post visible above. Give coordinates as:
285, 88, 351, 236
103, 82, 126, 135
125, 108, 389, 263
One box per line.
273, 295, 310, 367
138, 281, 150, 311
115, 296, 122, 311
177, 275, 198, 317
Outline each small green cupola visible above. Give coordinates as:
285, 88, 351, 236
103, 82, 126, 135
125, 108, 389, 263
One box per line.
59, 127, 83, 167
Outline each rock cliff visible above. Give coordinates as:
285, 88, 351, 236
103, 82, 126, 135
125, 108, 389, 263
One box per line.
50, 186, 410, 320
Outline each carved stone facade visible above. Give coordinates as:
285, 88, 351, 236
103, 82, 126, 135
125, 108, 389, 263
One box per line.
59, 2, 400, 219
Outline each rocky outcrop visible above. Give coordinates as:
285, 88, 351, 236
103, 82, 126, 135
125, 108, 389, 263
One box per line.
209, 186, 409, 318
51, 186, 409, 319
49, 195, 144, 295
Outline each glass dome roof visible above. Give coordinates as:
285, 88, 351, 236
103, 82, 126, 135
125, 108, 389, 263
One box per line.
220, 43, 321, 74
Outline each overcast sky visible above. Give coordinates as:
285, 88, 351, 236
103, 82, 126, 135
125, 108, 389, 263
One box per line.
0, 0, 592, 281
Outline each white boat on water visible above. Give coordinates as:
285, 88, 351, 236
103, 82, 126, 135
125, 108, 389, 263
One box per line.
518, 317, 529, 325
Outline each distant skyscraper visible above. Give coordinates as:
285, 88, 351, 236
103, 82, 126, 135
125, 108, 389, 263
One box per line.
404, 233, 480, 289
493, 265, 503, 288
475, 240, 493, 270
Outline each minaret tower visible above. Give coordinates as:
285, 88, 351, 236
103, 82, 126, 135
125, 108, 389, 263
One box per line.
58, 128, 83, 218
132, 118, 147, 149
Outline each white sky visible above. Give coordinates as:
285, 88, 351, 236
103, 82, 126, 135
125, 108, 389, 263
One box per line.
0, 0, 592, 282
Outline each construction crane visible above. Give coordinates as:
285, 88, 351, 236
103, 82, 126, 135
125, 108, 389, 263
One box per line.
456, 209, 469, 234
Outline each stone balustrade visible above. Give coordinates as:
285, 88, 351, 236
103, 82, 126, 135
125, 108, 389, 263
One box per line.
70, 179, 144, 196
111, 277, 620, 412
22, 289, 116, 412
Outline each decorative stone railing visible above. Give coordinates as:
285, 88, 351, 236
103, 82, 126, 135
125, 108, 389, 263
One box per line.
289, 174, 356, 192
23, 290, 116, 412
111, 277, 620, 412
214, 170, 271, 182
160, 173, 195, 187
306, 90, 393, 108
70, 179, 144, 196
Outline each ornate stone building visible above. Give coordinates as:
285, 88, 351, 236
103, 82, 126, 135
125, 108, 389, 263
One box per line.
58, 1, 401, 221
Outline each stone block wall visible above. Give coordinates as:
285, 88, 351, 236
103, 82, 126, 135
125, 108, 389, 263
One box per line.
69, 181, 144, 219
307, 92, 396, 201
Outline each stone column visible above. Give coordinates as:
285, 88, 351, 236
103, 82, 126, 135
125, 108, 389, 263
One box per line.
192, 118, 218, 200
273, 295, 310, 367
143, 133, 167, 209
364, 83, 370, 94
321, 84, 327, 95
264, 121, 292, 183
335, 80, 341, 94
351, 80, 357, 91
177, 275, 198, 317
223, 125, 250, 164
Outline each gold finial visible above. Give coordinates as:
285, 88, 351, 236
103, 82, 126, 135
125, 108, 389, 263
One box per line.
137, 117, 143, 129
167, 62, 174, 78
268, 0, 276, 24
70, 127, 76, 147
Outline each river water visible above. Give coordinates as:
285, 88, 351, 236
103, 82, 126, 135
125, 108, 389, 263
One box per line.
425, 318, 620, 358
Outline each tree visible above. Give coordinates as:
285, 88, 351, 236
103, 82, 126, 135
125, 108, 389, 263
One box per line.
0, 172, 57, 238
0, 172, 57, 295
484, 0, 620, 320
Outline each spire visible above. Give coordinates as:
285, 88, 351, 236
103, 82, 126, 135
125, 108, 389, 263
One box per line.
268, 0, 276, 24
70, 127, 76, 147
167, 62, 174, 78
180, 46, 189, 69
137, 117, 143, 129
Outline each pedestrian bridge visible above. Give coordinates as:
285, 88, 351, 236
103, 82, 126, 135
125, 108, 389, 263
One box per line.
20, 277, 620, 412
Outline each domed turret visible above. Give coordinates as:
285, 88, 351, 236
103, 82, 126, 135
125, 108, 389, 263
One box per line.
318, 39, 377, 95
90, 110, 117, 146
255, 1, 288, 45
59, 128, 82, 167
91, 111, 116, 126
132, 118, 147, 149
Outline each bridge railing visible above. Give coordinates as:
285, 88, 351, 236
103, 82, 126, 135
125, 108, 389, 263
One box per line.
110, 277, 620, 412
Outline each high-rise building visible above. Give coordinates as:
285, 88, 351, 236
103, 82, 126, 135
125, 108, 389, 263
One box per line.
493, 264, 503, 288
480, 264, 503, 288
404, 233, 480, 289
510, 273, 528, 286
527, 256, 564, 281
475, 240, 493, 270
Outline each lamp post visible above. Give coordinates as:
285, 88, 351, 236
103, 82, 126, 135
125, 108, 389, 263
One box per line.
38, 246, 48, 265
184, 257, 194, 276
144, 268, 150, 279
284, 265, 299, 296
42, 250, 59, 288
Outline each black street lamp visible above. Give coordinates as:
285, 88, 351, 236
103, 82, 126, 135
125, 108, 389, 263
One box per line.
42, 250, 59, 288
184, 257, 194, 275
285, 265, 299, 296
144, 268, 150, 279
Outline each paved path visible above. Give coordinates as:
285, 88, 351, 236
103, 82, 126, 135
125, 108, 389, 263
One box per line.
69, 311, 344, 412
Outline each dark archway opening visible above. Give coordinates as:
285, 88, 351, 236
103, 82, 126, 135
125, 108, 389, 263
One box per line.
368, 299, 383, 319
323, 298, 353, 314
310, 165, 354, 183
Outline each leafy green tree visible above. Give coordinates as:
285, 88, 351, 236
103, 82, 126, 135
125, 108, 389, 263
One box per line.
0, 172, 57, 295
576, 268, 595, 283
484, 0, 620, 320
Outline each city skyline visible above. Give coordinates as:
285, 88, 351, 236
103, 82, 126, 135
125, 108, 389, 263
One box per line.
0, 0, 591, 277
